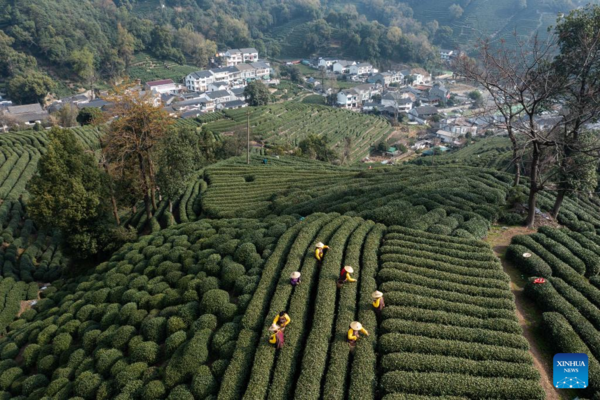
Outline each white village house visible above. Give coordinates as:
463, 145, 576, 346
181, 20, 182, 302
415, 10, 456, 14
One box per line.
145, 79, 183, 95
381, 92, 413, 113
333, 60, 355, 74
185, 62, 271, 92
349, 62, 373, 76
368, 71, 403, 86
221, 48, 259, 66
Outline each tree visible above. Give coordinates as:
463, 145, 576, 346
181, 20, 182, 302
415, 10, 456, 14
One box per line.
77, 107, 103, 126
549, 5, 600, 218
458, 35, 567, 228
244, 81, 271, 106
8, 71, 55, 105
156, 127, 201, 213
103, 83, 173, 220
27, 128, 109, 258
449, 4, 464, 19
70, 48, 96, 87
117, 23, 135, 69
52, 103, 79, 127
298, 134, 338, 162
468, 90, 484, 108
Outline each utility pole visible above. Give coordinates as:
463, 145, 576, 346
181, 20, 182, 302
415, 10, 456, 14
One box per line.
247, 109, 250, 164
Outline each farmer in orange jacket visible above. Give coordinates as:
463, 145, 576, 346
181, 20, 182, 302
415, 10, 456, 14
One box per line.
347, 321, 369, 351
269, 324, 284, 349
315, 242, 329, 265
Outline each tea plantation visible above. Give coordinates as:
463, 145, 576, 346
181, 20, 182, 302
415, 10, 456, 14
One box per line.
203, 103, 394, 163
0, 213, 546, 399
508, 226, 600, 396
0, 127, 104, 338
4, 126, 600, 398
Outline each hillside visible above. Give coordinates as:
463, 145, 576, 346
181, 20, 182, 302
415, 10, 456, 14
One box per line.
5, 122, 600, 397
0, 211, 547, 399
203, 103, 394, 163
405, 0, 595, 48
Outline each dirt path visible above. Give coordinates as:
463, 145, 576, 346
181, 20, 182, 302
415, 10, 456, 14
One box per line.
486, 226, 563, 400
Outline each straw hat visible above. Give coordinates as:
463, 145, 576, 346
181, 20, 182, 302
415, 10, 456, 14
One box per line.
316, 242, 325, 248
291, 271, 301, 279
344, 266, 354, 273
350, 321, 362, 331
372, 290, 383, 299
523, 252, 532, 258
269, 324, 280, 332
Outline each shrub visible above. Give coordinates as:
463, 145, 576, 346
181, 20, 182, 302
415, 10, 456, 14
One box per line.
73, 371, 102, 398
210, 359, 229, 378
131, 341, 160, 364
165, 331, 187, 355
141, 317, 167, 343
167, 385, 194, 400
141, 380, 166, 400
380, 371, 544, 399
37, 354, 57, 375
116, 362, 148, 389
23, 344, 41, 369
191, 366, 217, 398
381, 352, 539, 380
165, 316, 187, 336
200, 289, 234, 321
501, 212, 525, 226
96, 349, 123, 376
0, 343, 18, 360
52, 332, 72, 355
21, 374, 48, 396
198, 277, 220, 296
164, 329, 211, 387
45, 377, 70, 396
177, 302, 199, 325
506, 244, 553, 277
379, 333, 531, 363
221, 262, 246, 290
0, 367, 23, 390
112, 325, 137, 351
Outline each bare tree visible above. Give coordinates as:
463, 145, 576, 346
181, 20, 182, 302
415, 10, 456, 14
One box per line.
457, 34, 567, 228
549, 6, 600, 217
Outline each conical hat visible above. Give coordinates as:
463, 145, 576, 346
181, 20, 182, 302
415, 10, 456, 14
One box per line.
345, 266, 354, 273
372, 290, 383, 299
316, 242, 325, 248
291, 271, 301, 279
269, 324, 280, 332
350, 321, 362, 331
523, 252, 532, 258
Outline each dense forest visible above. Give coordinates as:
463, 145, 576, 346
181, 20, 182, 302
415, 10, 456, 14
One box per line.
0, 0, 455, 102
0, 0, 592, 103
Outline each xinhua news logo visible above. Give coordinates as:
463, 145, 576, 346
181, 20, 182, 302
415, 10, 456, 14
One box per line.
554, 353, 589, 389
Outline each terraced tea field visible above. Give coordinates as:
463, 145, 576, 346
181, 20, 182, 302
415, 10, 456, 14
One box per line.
0, 127, 104, 334
203, 103, 394, 162
0, 214, 544, 399
508, 226, 600, 395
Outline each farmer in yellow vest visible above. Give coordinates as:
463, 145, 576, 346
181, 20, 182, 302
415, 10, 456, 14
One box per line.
269, 324, 284, 349
372, 290, 385, 316
273, 311, 291, 330
315, 242, 329, 265
347, 321, 369, 351
337, 266, 356, 288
